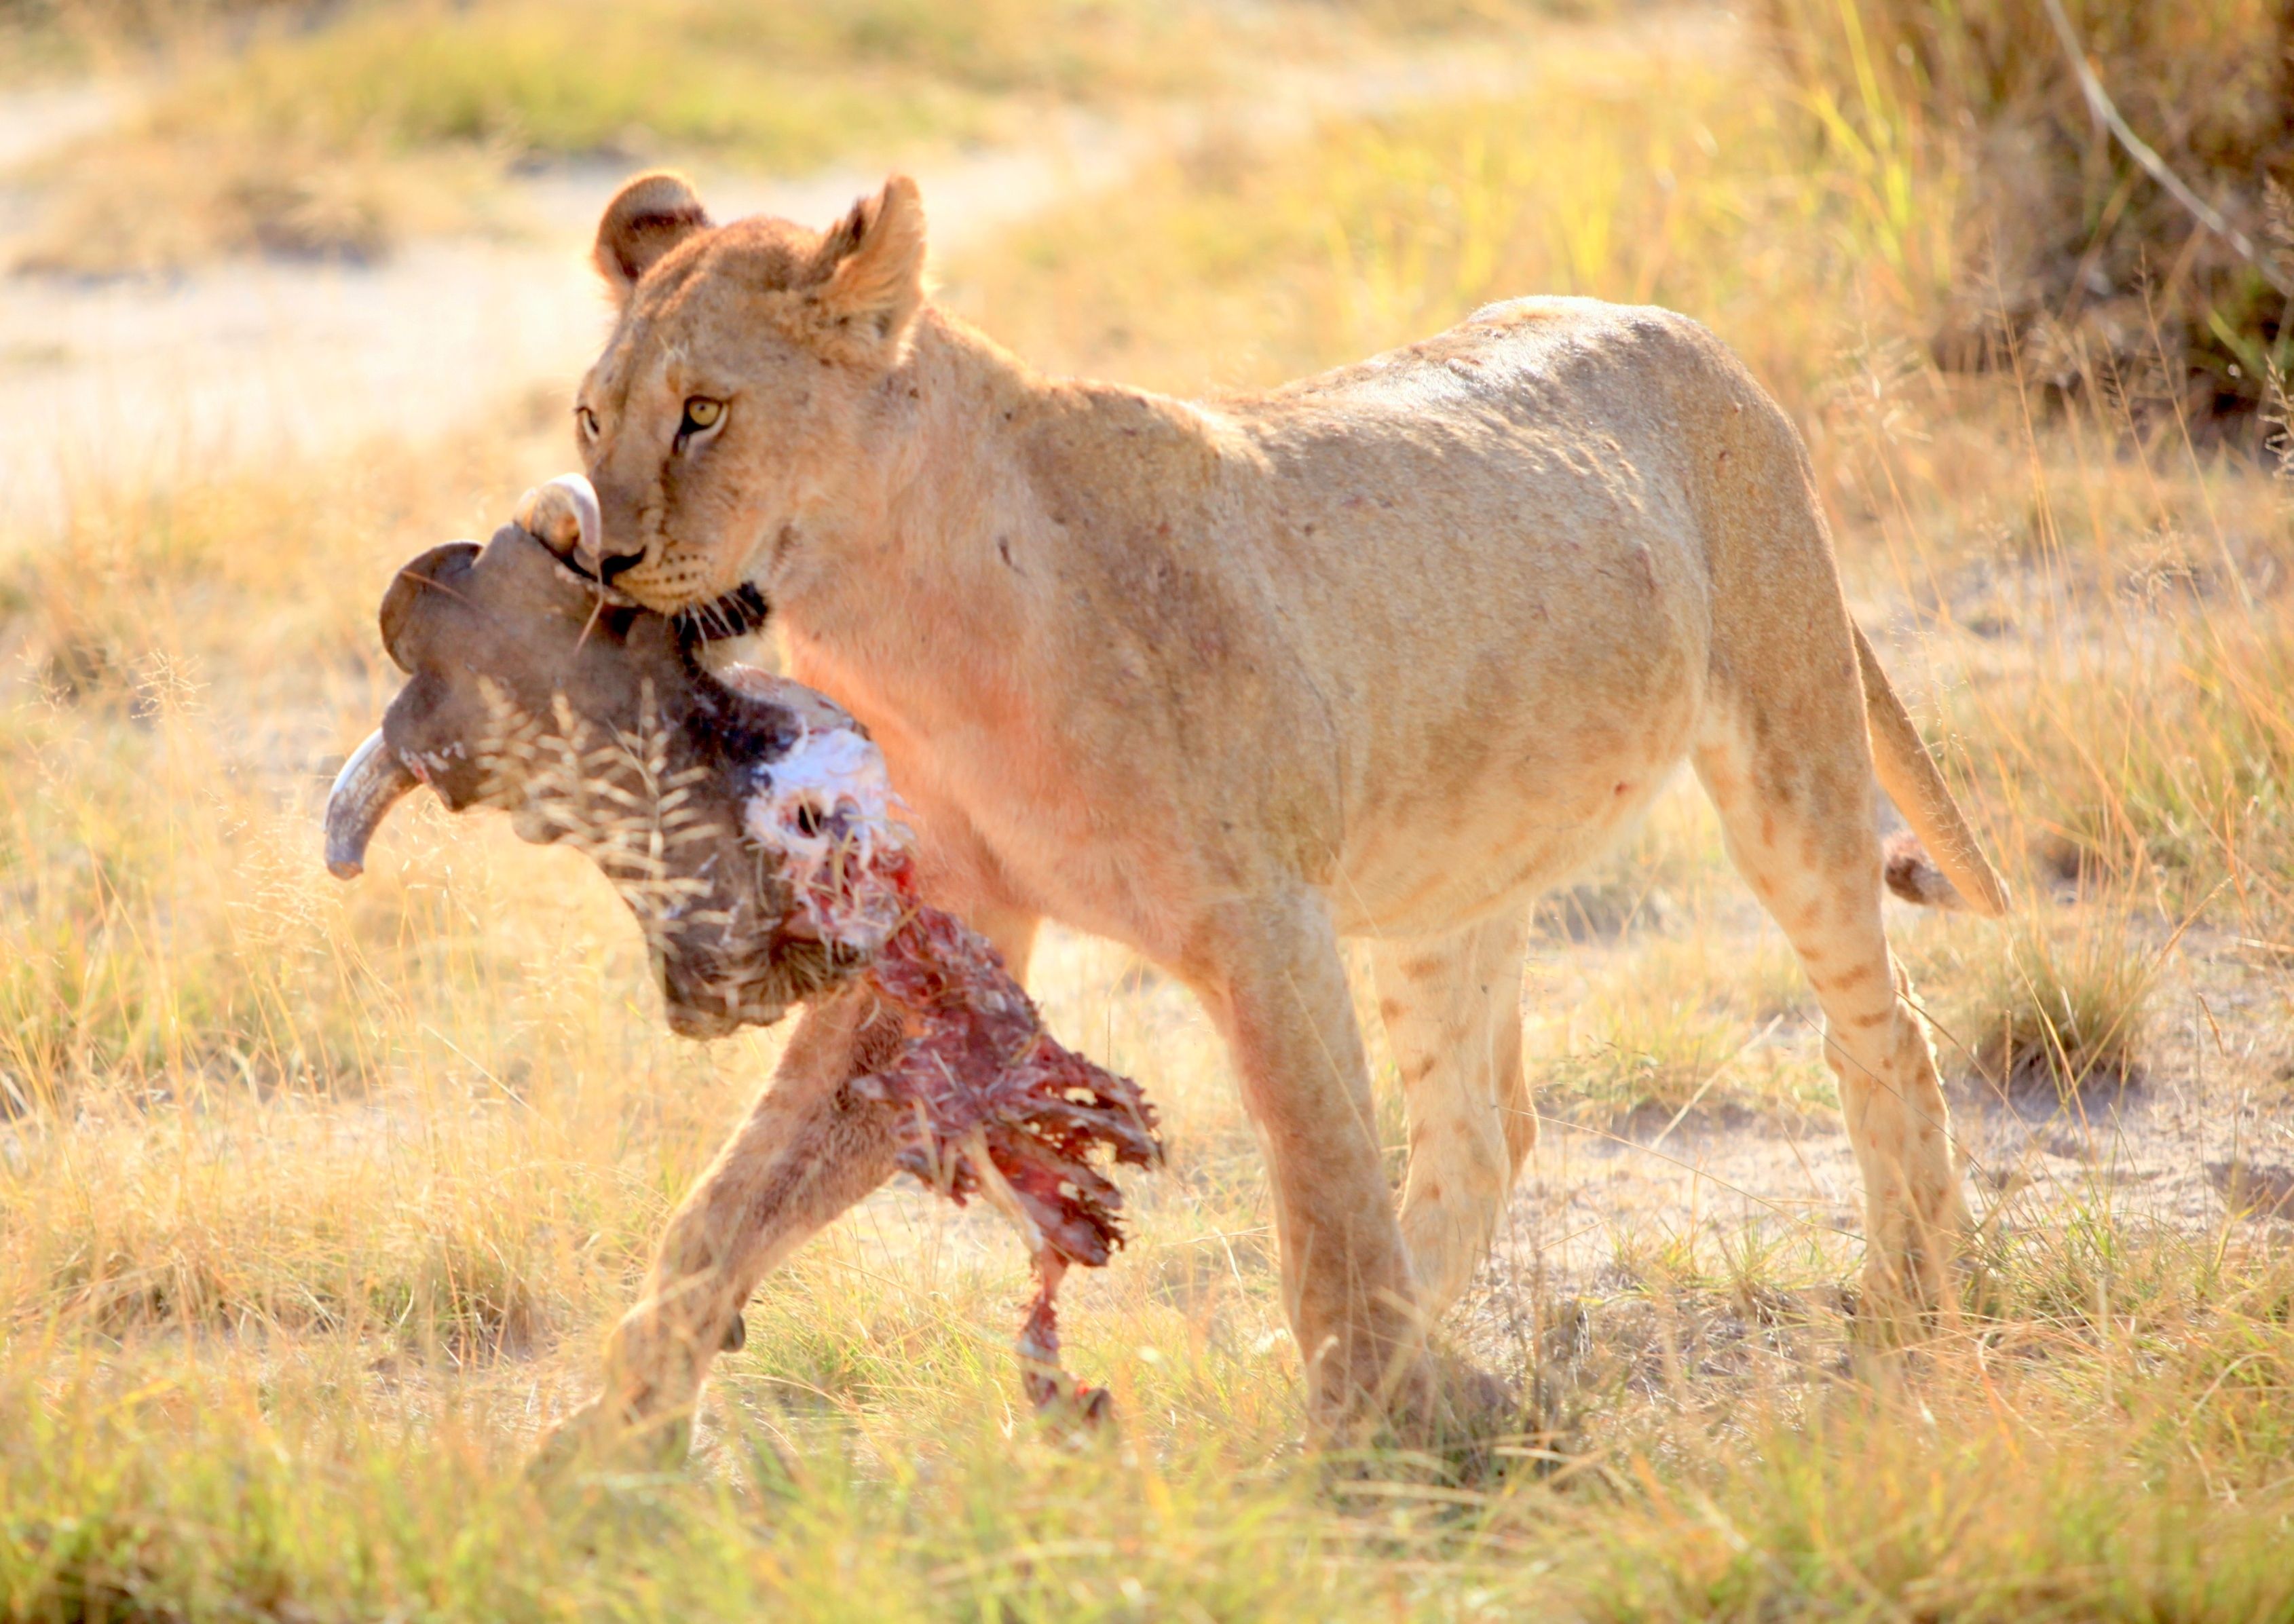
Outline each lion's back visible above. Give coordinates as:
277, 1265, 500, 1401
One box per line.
1238, 295, 1755, 474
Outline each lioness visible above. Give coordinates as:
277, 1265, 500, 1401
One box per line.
549, 170, 2007, 1441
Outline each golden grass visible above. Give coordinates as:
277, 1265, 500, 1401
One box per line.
14, 0, 1547, 271
952, 17, 1948, 415
5, 3, 2294, 1617
1535, 930, 1836, 1125
1936, 905, 2162, 1099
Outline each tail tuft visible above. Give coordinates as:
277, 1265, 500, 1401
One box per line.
1881, 830, 1965, 911
1854, 623, 2010, 918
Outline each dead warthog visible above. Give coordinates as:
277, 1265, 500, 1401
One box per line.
324, 494, 868, 1038
326, 478, 1157, 1462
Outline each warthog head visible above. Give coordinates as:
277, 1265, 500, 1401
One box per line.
324, 487, 890, 1038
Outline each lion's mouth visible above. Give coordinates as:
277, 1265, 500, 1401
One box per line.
522, 491, 769, 641
673, 581, 772, 644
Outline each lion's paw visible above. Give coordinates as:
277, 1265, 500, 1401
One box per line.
527, 1393, 693, 1484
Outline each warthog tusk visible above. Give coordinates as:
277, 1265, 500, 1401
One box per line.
514, 472, 601, 565
324, 729, 420, 880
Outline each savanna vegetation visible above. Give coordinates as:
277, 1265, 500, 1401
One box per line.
10, 0, 1539, 269
3, 1, 2292, 1618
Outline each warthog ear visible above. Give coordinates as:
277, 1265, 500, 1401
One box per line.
379, 542, 481, 674
810, 175, 927, 360
593, 171, 711, 307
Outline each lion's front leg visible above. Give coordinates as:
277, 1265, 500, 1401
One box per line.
539, 984, 907, 1470
1192, 892, 1441, 1441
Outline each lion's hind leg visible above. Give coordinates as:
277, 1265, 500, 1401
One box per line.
1691, 696, 1971, 1320
1370, 909, 1534, 1320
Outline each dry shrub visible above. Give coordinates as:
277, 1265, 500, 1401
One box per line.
1767, 0, 2294, 426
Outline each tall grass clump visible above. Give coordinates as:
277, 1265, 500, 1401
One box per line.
1924, 905, 2160, 1100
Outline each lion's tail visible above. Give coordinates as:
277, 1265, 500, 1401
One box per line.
1854, 622, 2010, 918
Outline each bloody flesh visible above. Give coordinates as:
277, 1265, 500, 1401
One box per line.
850, 861, 1158, 1416
738, 709, 1159, 1416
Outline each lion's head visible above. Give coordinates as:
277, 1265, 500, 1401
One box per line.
567, 170, 930, 619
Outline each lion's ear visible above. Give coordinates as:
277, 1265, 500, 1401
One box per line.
593, 171, 711, 307
812, 176, 927, 358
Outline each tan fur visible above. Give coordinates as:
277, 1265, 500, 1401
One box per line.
561, 170, 2009, 1443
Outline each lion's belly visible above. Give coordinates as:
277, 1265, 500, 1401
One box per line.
1324, 652, 1702, 938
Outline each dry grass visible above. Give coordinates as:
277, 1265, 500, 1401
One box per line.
5, 3, 2294, 1618
1939, 905, 2161, 1100
11, 0, 1554, 272
1534, 930, 1835, 1125
951, 14, 1946, 414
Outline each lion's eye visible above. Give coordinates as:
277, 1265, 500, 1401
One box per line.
576, 404, 600, 438
681, 396, 724, 434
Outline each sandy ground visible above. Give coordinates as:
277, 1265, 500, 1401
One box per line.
1472, 923, 2294, 1355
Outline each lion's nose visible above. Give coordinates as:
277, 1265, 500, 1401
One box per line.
596, 547, 647, 584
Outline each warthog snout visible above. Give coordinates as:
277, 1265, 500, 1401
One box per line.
326, 485, 880, 1037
